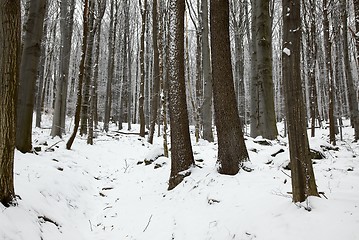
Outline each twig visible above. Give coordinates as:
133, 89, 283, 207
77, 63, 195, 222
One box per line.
142, 214, 153, 232
45, 140, 64, 152
89, 220, 93, 231
281, 170, 291, 178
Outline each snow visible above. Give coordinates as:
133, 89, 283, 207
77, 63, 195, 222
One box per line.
1, 115, 359, 240
283, 47, 291, 56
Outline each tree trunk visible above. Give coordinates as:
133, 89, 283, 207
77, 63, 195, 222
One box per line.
167, 0, 194, 190
104, 1, 116, 132
148, 0, 161, 144
16, 0, 47, 153
139, 0, 147, 137
201, 0, 214, 142
210, 0, 249, 175
66, 0, 89, 150
323, 0, 336, 145
282, 0, 319, 203
51, 0, 75, 138
0, 0, 21, 207
342, 0, 359, 141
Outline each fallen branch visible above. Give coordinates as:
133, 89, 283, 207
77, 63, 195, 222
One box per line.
143, 214, 153, 232
45, 140, 64, 152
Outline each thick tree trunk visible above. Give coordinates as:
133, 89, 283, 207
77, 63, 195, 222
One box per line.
0, 0, 21, 207
16, 0, 47, 153
167, 0, 194, 190
210, 0, 249, 175
282, 0, 319, 203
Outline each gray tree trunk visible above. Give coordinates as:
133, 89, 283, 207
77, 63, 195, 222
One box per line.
282, 0, 319, 203
201, 0, 214, 142
16, 0, 47, 153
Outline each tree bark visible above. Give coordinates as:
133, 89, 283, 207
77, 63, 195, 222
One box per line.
167, 0, 194, 190
16, 0, 47, 153
0, 0, 21, 207
210, 0, 249, 175
282, 0, 319, 203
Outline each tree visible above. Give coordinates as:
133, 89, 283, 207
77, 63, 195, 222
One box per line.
139, 0, 148, 137
148, 0, 161, 144
341, 0, 359, 141
250, 0, 278, 140
282, 0, 319, 203
201, 0, 214, 142
0, 0, 21, 207
167, 0, 194, 190
51, 0, 76, 138
16, 0, 47, 153
210, 0, 249, 175
66, 0, 89, 150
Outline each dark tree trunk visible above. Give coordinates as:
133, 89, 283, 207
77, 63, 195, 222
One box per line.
66, 0, 89, 150
210, 0, 249, 175
167, 0, 194, 190
16, 0, 47, 153
282, 0, 319, 203
0, 0, 21, 207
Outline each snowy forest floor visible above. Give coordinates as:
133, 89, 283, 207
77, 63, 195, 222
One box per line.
1, 115, 359, 240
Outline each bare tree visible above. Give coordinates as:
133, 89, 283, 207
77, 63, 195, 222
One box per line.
0, 0, 21, 207
167, 0, 195, 190
210, 0, 249, 175
282, 0, 319, 203
66, 0, 89, 149
16, 0, 47, 153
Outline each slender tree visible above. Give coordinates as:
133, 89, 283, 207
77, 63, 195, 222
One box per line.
0, 0, 21, 207
210, 0, 249, 174
201, 0, 214, 142
167, 0, 195, 190
16, 0, 47, 153
66, 0, 89, 149
282, 0, 319, 203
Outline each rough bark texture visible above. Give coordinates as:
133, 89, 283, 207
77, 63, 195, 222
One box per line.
167, 0, 194, 190
0, 0, 21, 207
16, 0, 47, 153
201, 0, 214, 142
210, 0, 249, 175
282, 0, 319, 203
66, 0, 89, 150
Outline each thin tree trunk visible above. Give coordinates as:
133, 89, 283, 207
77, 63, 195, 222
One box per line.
66, 0, 89, 150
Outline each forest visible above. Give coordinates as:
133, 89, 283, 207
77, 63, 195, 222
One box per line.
0, 0, 359, 239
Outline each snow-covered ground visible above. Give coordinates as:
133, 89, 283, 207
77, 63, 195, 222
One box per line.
1, 116, 359, 240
